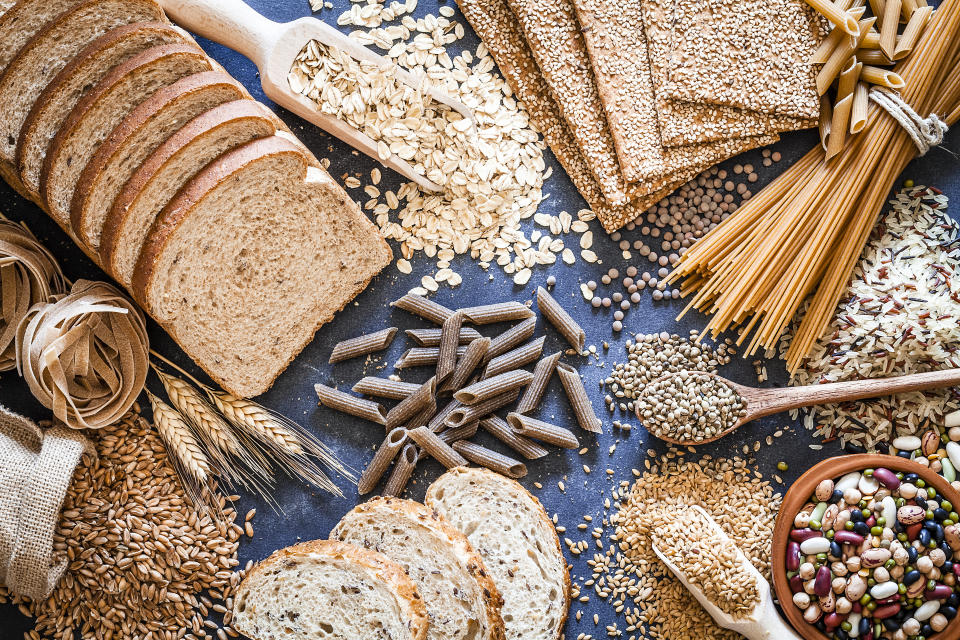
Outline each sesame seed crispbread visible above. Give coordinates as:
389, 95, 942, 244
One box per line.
642, 0, 825, 118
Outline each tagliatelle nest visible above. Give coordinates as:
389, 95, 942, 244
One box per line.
16, 280, 148, 430
0, 218, 66, 370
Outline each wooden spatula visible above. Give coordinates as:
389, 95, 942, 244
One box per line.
157, 0, 475, 192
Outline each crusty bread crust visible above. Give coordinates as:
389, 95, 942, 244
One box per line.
234, 538, 429, 640
425, 467, 572, 640
332, 496, 507, 640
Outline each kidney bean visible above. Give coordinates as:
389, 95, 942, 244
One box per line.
873, 603, 902, 619
834, 530, 864, 545
872, 467, 901, 490
789, 528, 821, 542
815, 566, 832, 597
786, 541, 801, 571
925, 585, 953, 600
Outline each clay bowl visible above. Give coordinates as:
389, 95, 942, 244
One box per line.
773, 454, 960, 640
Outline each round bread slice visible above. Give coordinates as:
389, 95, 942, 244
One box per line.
17, 22, 186, 198
232, 539, 428, 640
131, 135, 392, 397
425, 467, 571, 640
99, 100, 282, 286
70, 71, 247, 252
331, 496, 506, 640
0, 0, 89, 74
0, 0, 165, 168
41, 42, 212, 228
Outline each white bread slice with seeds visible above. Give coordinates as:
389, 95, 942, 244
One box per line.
70, 71, 247, 252
331, 496, 506, 640
232, 539, 428, 640
425, 467, 570, 640
100, 99, 282, 287
17, 22, 186, 198
131, 135, 392, 397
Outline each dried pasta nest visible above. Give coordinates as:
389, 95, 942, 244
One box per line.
0, 218, 66, 370
16, 280, 148, 429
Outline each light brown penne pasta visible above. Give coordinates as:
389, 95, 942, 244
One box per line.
802, 0, 862, 35
391, 293, 454, 325
900, 0, 918, 21
315, 383, 387, 425
358, 428, 408, 494
859, 29, 881, 49
452, 441, 527, 479
442, 337, 491, 392
408, 426, 468, 469
429, 398, 462, 432
386, 376, 436, 429
382, 443, 418, 496
536, 286, 586, 351
837, 59, 862, 100
879, 0, 901, 58
460, 301, 534, 324
455, 370, 534, 405
809, 14, 852, 64
329, 327, 398, 363
404, 327, 483, 347
352, 377, 421, 400
860, 65, 905, 88
506, 412, 579, 449
437, 421, 479, 444
856, 49, 893, 65
816, 16, 876, 94
850, 82, 870, 133
484, 317, 537, 362
819, 94, 833, 150
436, 310, 464, 384
395, 346, 468, 368
516, 351, 562, 414
894, 5, 933, 59
478, 416, 549, 459
445, 389, 521, 428
867, 0, 884, 22
556, 363, 602, 433
484, 336, 546, 379
826, 93, 854, 159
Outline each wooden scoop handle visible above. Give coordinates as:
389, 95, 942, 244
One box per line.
157, 0, 280, 68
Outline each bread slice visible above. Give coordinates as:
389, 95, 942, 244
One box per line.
232, 539, 428, 640
100, 100, 281, 286
131, 135, 392, 397
331, 497, 506, 640
41, 42, 212, 228
425, 468, 570, 640
0, 0, 165, 169
70, 71, 246, 252
0, 0, 87, 74
17, 22, 186, 198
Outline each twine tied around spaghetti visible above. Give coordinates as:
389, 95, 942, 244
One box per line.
870, 86, 948, 155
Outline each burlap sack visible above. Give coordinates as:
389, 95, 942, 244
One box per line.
0, 405, 91, 600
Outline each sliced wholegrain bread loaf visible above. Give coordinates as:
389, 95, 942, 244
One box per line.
0, 0, 165, 168
425, 468, 570, 640
100, 99, 282, 286
331, 497, 506, 640
17, 22, 186, 198
41, 42, 212, 229
131, 135, 392, 397
232, 539, 429, 640
0, 0, 87, 73
70, 71, 247, 252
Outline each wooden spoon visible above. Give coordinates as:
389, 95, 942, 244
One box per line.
157, 0, 475, 192
639, 368, 960, 445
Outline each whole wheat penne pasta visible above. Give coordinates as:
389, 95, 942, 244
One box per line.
879, 0, 901, 58
386, 376, 436, 428
442, 337, 491, 392
329, 327, 398, 363
445, 389, 521, 428
860, 65, 905, 88
485, 317, 537, 362
893, 5, 933, 59
826, 93, 854, 159
401, 399, 437, 431
855, 49, 893, 65
556, 363, 602, 433
900, 0, 917, 21
436, 311, 464, 384
315, 383, 387, 425
405, 327, 483, 347
802, 0, 861, 35
506, 412, 579, 449
809, 14, 852, 64
455, 370, 534, 405
819, 94, 833, 151
867, 0, 884, 22
460, 301, 534, 324
437, 421, 479, 444
816, 16, 876, 94
358, 428, 408, 494
850, 82, 870, 133
859, 29, 881, 49
408, 426, 467, 469
429, 398, 462, 432
382, 443, 419, 496
352, 377, 421, 400
536, 286, 586, 351
516, 352, 562, 414
452, 441, 527, 479
391, 293, 454, 325
484, 336, 546, 379
479, 416, 549, 459
395, 346, 468, 368
837, 59, 862, 99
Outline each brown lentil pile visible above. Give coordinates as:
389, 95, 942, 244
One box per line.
0, 411, 250, 640
637, 371, 746, 443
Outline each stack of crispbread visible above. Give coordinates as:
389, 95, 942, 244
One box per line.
456, 0, 826, 232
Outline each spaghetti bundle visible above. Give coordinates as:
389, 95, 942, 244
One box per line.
666, 0, 960, 374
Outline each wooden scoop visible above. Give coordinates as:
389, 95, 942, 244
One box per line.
640, 368, 960, 445
651, 505, 802, 640
157, 0, 475, 192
